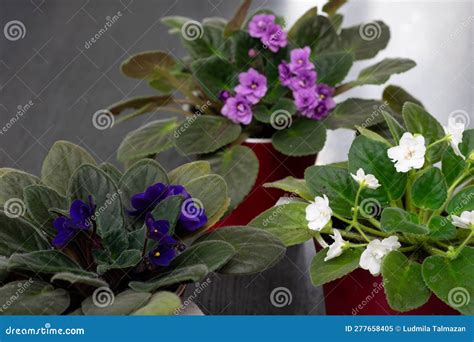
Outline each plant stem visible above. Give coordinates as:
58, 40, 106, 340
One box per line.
449, 230, 474, 259
423, 243, 449, 257
426, 135, 451, 150
368, 217, 381, 229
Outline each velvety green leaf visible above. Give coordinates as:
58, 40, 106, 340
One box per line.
349, 136, 407, 202
97, 249, 142, 275
41, 141, 96, 195
51, 272, 108, 288
184, 174, 228, 219
383, 85, 423, 115
427, 216, 457, 240
161, 16, 191, 32
311, 248, 362, 286
224, 0, 252, 37
322, 0, 347, 17
132, 291, 181, 316
108, 95, 174, 117
150, 195, 184, 235
314, 51, 353, 86
171, 240, 235, 271
272, 119, 326, 156
0, 170, 39, 207
253, 98, 296, 124
169, 161, 211, 184
205, 145, 258, 211
355, 125, 392, 146
0, 280, 70, 315
411, 168, 447, 210
380, 207, 428, 235
352, 58, 416, 86
442, 147, 465, 186
0, 212, 49, 256
381, 110, 405, 144
121, 51, 176, 79
0, 256, 7, 282
290, 15, 341, 53
82, 289, 151, 316
381, 250, 431, 312
422, 247, 474, 315
8, 250, 93, 276
173, 116, 241, 155
192, 56, 236, 100
129, 265, 209, 292
117, 118, 178, 163
249, 202, 312, 246
99, 163, 122, 184
263, 176, 313, 201
23, 185, 67, 237
447, 186, 474, 215
459, 129, 474, 158
183, 24, 231, 60
340, 21, 390, 60
305, 165, 356, 217
402, 102, 445, 162
288, 7, 317, 41
324, 98, 386, 130
197, 226, 286, 275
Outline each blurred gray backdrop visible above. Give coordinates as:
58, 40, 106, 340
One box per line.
0, 0, 472, 314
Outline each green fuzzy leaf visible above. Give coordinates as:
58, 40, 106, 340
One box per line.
380, 207, 428, 235
0, 212, 49, 256
422, 247, 474, 315
411, 168, 447, 210
191, 56, 236, 101
427, 216, 457, 241
381, 110, 405, 144
0, 170, 40, 211
322, 0, 347, 17
263, 176, 313, 201
249, 202, 312, 246
355, 125, 392, 146
129, 265, 209, 292
121, 51, 176, 79
173, 116, 241, 156
184, 174, 228, 220
51, 272, 108, 288
340, 21, 390, 60
352, 58, 416, 86
161, 16, 191, 32
447, 186, 474, 215
272, 119, 326, 156
150, 195, 184, 235
288, 7, 317, 41
205, 145, 258, 211
41, 141, 96, 195
169, 161, 211, 184
132, 291, 181, 316
253, 98, 296, 124
442, 147, 465, 186
305, 165, 356, 217
290, 15, 341, 53
99, 163, 122, 184
381, 250, 431, 312
182, 24, 232, 60
402, 102, 445, 162
197, 226, 286, 275
324, 98, 386, 130
311, 248, 362, 286
224, 0, 252, 37
170, 240, 236, 271
314, 51, 353, 86
459, 129, 474, 158
383, 85, 423, 115
82, 289, 151, 316
0, 280, 70, 315
97, 249, 142, 275
108, 96, 175, 124
23, 185, 67, 238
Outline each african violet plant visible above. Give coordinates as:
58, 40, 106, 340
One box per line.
107, 0, 415, 213
0, 141, 284, 315
250, 103, 474, 314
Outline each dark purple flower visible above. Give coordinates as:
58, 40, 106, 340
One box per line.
221, 94, 253, 125
262, 24, 287, 53
313, 83, 336, 119
52, 217, 76, 247
289, 47, 314, 73
148, 245, 176, 266
289, 69, 317, 91
128, 182, 168, 217
218, 90, 231, 102
278, 61, 292, 87
179, 199, 208, 232
166, 185, 191, 199
235, 68, 267, 104
248, 14, 275, 39
145, 213, 176, 244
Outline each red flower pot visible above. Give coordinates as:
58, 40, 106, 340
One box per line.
324, 268, 459, 315
213, 139, 316, 228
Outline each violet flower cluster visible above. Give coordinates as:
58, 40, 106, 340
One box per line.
248, 14, 287, 52
279, 47, 336, 120
145, 213, 177, 266
221, 68, 267, 125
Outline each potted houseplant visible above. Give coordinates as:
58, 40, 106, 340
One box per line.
105, 0, 415, 226
250, 103, 473, 315
0, 141, 285, 315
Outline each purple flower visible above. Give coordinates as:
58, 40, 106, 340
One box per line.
148, 245, 176, 266
221, 94, 253, 125
128, 182, 168, 217
278, 61, 292, 87
248, 14, 275, 39
179, 199, 208, 232
314, 83, 336, 119
166, 184, 192, 199
145, 213, 176, 244
248, 48, 258, 58
218, 90, 231, 102
235, 68, 268, 104
262, 24, 287, 52
293, 87, 318, 112
289, 69, 317, 92
289, 47, 314, 73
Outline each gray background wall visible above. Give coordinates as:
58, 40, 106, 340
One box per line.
0, 0, 472, 314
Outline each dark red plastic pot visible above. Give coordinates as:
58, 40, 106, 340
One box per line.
213, 139, 316, 228
324, 268, 459, 315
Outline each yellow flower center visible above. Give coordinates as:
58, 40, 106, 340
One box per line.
154, 251, 161, 257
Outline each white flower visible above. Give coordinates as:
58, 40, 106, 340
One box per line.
387, 132, 426, 173
324, 229, 346, 261
444, 117, 465, 159
350, 168, 381, 189
359, 236, 401, 276
451, 210, 474, 229
305, 195, 332, 231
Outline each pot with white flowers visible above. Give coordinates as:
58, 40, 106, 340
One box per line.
251, 102, 473, 315
106, 0, 415, 227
